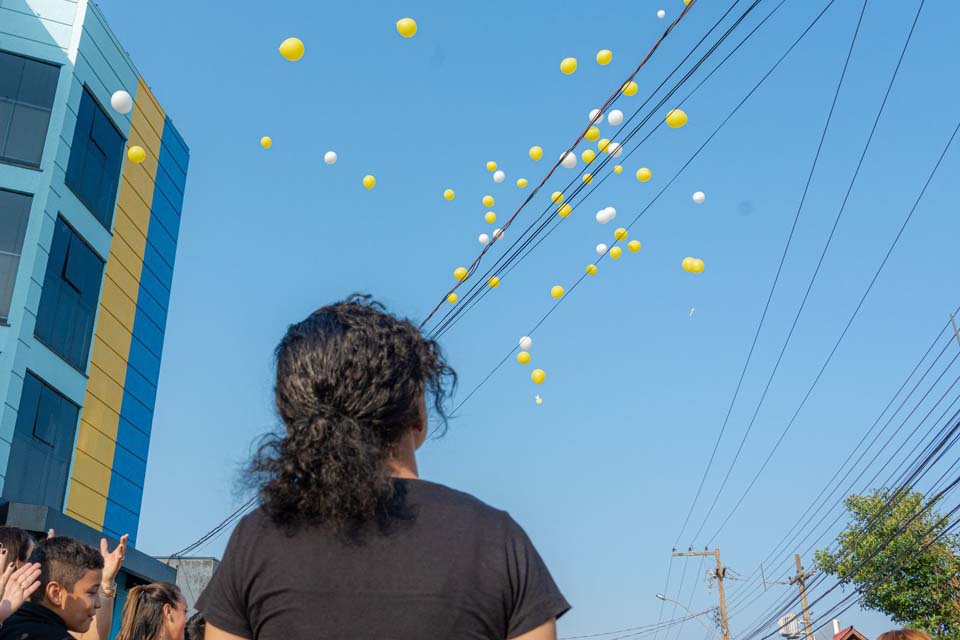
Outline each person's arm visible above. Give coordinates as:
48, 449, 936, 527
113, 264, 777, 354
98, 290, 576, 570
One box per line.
70, 535, 128, 640
205, 621, 252, 640
511, 618, 557, 640
0, 562, 42, 623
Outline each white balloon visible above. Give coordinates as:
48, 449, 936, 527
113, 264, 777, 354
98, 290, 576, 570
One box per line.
596, 243, 608, 255
110, 90, 133, 115
693, 191, 706, 204
595, 206, 616, 224
607, 110, 624, 126
323, 151, 338, 165
493, 228, 504, 240
493, 170, 505, 183
589, 108, 603, 123
479, 233, 490, 245
607, 142, 623, 157
657, 9, 666, 19
561, 152, 577, 169
519, 336, 533, 351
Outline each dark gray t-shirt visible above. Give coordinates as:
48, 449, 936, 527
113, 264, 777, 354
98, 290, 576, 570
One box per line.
196, 479, 570, 639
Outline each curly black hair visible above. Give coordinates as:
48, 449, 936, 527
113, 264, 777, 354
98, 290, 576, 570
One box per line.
249, 294, 456, 534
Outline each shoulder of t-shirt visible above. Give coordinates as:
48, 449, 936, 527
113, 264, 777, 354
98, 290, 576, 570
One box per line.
407, 479, 515, 526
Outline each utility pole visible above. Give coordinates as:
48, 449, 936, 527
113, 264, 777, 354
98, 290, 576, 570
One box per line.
790, 555, 815, 640
673, 548, 730, 640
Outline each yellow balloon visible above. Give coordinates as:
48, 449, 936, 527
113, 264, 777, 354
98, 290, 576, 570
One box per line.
585, 126, 601, 142
531, 369, 546, 384
447, 293, 459, 304
614, 227, 628, 241
682, 257, 696, 272
636, 167, 652, 182
486, 160, 497, 172
582, 173, 593, 184
516, 178, 528, 188
488, 276, 501, 289
582, 149, 596, 164
693, 258, 705, 273
597, 138, 610, 152
586, 264, 598, 276
628, 240, 642, 253
127, 145, 146, 163
443, 188, 455, 201
557, 203, 572, 218
260, 136, 272, 149
454, 267, 468, 281
517, 351, 531, 365
396, 17, 418, 38
363, 174, 376, 189
482, 195, 495, 207
278, 37, 304, 61
614, 165, 623, 174
610, 246, 623, 260
560, 57, 578, 75
551, 285, 564, 299
666, 108, 689, 128
622, 80, 639, 96
551, 191, 564, 204
485, 211, 497, 224
529, 146, 544, 161
596, 49, 613, 65
684, 0, 692, 4
535, 395, 543, 405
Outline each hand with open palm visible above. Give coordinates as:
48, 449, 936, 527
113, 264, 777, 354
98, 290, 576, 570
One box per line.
0, 559, 42, 623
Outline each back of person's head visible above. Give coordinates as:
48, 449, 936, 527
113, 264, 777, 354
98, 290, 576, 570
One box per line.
0, 526, 35, 569
250, 294, 456, 532
28, 536, 104, 632
185, 612, 205, 640
877, 630, 931, 640
116, 582, 186, 640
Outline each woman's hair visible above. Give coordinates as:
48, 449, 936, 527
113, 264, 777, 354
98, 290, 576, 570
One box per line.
249, 294, 456, 533
115, 582, 183, 640
877, 631, 931, 640
0, 527, 34, 568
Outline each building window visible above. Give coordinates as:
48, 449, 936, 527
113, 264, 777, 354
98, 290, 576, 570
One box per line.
0, 50, 59, 168
0, 189, 32, 323
1, 372, 79, 510
65, 87, 123, 229
34, 217, 104, 371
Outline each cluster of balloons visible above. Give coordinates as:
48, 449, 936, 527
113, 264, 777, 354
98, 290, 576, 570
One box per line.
682, 257, 705, 273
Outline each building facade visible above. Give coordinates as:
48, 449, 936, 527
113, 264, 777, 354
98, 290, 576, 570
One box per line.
0, 0, 187, 613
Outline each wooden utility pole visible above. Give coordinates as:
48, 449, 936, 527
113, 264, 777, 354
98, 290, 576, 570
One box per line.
789, 554, 815, 640
673, 548, 730, 640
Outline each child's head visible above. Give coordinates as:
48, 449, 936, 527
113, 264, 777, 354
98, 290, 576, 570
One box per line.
116, 582, 187, 640
186, 612, 205, 640
29, 536, 104, 632
0, 526, 35, 569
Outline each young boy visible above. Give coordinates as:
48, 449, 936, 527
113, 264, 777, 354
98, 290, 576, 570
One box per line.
0, 537, 103, 640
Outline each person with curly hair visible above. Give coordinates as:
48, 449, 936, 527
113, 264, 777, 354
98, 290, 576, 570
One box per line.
196, 295, 570, 640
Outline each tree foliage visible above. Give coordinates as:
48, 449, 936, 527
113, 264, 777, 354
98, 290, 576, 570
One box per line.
814, 489, 960, 640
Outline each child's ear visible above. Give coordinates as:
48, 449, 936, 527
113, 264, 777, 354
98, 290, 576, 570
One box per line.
46, 581, 63, 606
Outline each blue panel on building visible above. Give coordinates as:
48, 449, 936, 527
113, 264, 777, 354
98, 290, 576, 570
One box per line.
110, 444, 147, 487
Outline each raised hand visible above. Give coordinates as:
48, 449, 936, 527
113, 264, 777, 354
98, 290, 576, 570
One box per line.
0, 562, 42, 623
100, 534, 128, 589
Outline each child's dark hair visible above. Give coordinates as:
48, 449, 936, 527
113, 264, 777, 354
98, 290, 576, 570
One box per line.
28, 536, 103, 603
186, 612, 205, 640
0, 526, 34, 568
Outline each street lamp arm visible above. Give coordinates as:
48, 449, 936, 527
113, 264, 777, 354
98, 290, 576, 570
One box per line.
655, 594, 720, 640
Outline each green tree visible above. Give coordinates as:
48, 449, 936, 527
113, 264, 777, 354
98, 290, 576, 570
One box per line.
814, 489, 960, 640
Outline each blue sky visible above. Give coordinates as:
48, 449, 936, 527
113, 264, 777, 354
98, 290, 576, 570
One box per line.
94, 0, 958, 637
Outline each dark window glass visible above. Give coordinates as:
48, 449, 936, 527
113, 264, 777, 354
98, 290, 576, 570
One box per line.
34, 216, 104, 371
0, 188, 32, 323
2, 372, 79, 510
0, 50, 58, 167
65, 87, 123, 228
